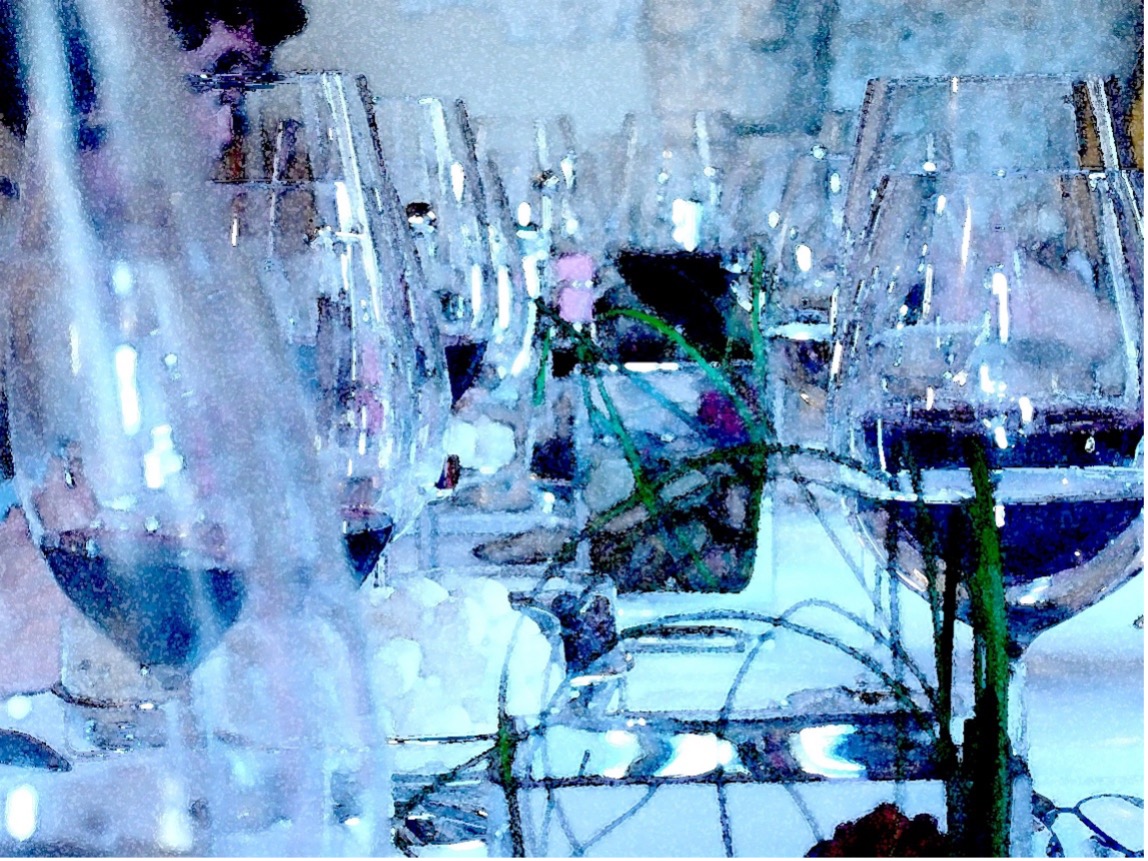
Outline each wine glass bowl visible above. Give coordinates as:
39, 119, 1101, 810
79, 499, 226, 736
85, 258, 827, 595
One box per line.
830, 168, 1143, 654
370, 95, 505, 403
200, 71, 451, 583
844, 75, 1134, 243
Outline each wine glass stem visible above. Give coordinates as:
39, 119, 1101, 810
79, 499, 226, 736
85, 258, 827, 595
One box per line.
1008, 656, 1029, 759
1008, 655, 1034, 857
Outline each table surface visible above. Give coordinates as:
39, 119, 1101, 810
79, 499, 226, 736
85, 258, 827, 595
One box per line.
1, 477, 1142, 857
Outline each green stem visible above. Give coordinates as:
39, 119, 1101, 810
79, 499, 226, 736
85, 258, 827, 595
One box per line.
883, 504, 910, 789
906, 453, 956, 770
964, 442, 1012, 857
533, 326, 553, 408
581, 440, 894, 541
494, 709, 526, 857
589, 374, 661, 514
748, 249, 770, 406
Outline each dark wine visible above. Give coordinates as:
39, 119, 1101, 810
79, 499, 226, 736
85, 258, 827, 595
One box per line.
879, 497, 1142, 586
854, 409, 1143, 645
862, 408, 1143, 473
444, 339, 488, 404
43, 532, 244, 669
612, 249, 739, 361
344, 523, 393, 584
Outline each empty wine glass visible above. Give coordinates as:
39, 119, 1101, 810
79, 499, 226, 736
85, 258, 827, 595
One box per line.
719, 125, 854, 450
604, 109, 734, 256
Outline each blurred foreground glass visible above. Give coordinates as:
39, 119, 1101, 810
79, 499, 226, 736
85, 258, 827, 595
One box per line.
1, 2, 393, 852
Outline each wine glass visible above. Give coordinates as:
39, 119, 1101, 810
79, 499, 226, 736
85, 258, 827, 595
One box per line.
200, 71, 451, 585
724, 121, 855, 448
369, 95, 506, 405
589, 110, 746, 366
431, 110, 596, 500
827, 167, 1143, 852
2, 2, 397, 851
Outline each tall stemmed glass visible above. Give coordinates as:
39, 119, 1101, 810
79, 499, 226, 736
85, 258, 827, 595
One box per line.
828, 168, 1143, 853
369, 95, 509, 405
443, 112, 597, 503
203, 72, 451, 584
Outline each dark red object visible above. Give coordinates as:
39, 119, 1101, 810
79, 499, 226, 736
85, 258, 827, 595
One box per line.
805, 803, 950, 857
698, 390, 750, 447
436, 455, 463, 490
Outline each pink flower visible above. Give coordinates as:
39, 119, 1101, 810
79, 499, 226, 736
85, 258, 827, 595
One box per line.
556, 252, 597, 324
554, 252, 596, 284
558, 286, 595, 323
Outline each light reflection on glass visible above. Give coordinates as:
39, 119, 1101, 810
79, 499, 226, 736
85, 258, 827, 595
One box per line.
68, 323, 81, 374
791, 724, 864, 779
111, 261, 133, 296
114, 343, 141, 435
671, 198, 702, 252
4, 784, 38, 842
450, 162, 466, 203
654, 733, 736, 778
143, 424, 182, 490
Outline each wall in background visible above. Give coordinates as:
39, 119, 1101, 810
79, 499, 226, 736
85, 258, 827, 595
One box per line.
276, 0, 1142, 137
275, 0, 650, 137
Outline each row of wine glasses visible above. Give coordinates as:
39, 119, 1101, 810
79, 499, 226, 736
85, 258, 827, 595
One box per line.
1, 32, 1139, 852
212, 70, 1141, 856
203, 72, 451, 584
435, 75, 1143, 852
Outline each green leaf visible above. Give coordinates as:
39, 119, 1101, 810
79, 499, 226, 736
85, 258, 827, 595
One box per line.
749, 247, 770, 408
533, 325, 553, 408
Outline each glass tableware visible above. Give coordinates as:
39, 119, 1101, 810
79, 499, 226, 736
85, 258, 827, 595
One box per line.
607, 110, 732, 256
370, 94, 506, 404
843, 74, 1131, 241
827, 167, 1142, 853
1, 2, 394, 852
200, 71, 451, 584
830, 168, 1142, 653
588, 110, 745, 365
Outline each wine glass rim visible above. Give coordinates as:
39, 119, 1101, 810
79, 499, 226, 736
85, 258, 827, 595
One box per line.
873, 167, 1129, 181
184, 68, 353, 93
866, 72, 1096, 89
